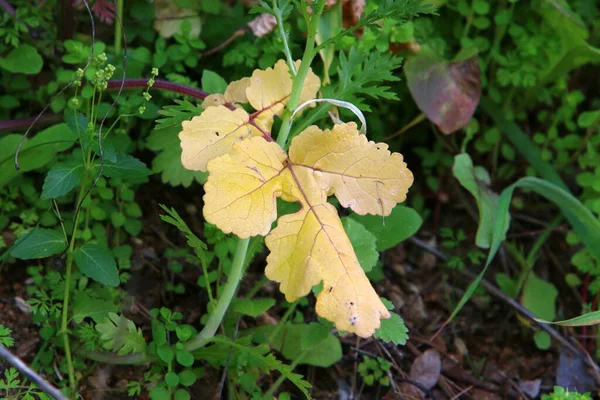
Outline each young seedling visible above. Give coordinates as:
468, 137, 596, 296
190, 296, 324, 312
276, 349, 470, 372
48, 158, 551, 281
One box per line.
179, 59, 413, 337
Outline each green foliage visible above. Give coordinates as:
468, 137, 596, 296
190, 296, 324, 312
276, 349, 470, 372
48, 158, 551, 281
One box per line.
542, 387, 592, 400
0, 368, 52, 400
351, 205, 423, 251
0, 44, 43, 74
148, 101, 207, 187
74, 244, 120, 287
358, 356, 392, 386
96, 313, 147, 355
10, 228, 66, 260
0, 324, 14, 347
4, 0, 600, 397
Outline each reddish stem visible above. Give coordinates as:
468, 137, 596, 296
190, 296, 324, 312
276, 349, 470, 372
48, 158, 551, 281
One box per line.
107, 79, 209, 99
1, 79, 210, 132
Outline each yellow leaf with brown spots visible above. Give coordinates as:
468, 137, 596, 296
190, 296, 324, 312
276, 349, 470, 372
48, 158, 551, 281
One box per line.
202, 123, 413, 337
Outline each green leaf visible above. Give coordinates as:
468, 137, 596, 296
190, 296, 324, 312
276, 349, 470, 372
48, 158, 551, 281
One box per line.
150, 387, 170, 400
537, 0, 600, 84
178, 370, 197, 387
522, 273, 558, 321
41, 162, 83, 199
176, 350, 194, 367
148, 127, 207, 187
534, 330, 551, 350
231, 298, 276, 317
10, 229, 66, 260
174, 389, 191, 400
449, 177, 600, 322
351, 205, 422, 251
72, 292, 118, 323
103, 154, 152, 180
254, 323, 342, 367
210, 337, 311, 398
0, 124, 77, 187
165, 371, 179, 387
155, 99, 203, 131
201, 70, 228, 94
95, 313, 146, 355
159, 204, 208, 266
0, 44, 43, 74
0, 324, 14, 347
536, 311, 600, 327
342, 217, 379, 272
157, 345, 174, 363
453, 154, 507, 248
74, 244, 120, 287
316, 3, 342, 78
374, 312, 409, 345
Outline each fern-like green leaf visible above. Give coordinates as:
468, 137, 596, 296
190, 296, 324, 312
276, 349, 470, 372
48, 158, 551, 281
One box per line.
159, 204, 208, 267
95, 313, 146, 356
210, 337, 312, 399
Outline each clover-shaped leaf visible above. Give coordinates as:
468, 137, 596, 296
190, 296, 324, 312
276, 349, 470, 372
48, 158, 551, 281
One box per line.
202, 123, 413, 337
179, 60, 320, 171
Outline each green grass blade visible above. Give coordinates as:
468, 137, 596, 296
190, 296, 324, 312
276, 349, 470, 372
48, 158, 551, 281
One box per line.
535, 311, 600, 327
450, 177, 600, 320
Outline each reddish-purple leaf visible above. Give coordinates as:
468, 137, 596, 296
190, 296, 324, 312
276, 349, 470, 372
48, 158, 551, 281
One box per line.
405, 50, 481, 134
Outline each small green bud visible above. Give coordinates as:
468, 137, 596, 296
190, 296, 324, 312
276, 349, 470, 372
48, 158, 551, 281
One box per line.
76, 68, 84, 77
68, 97, 80, 109
138, 106, 146, 114
143, 92, 152, 101
147, 78, 155, 88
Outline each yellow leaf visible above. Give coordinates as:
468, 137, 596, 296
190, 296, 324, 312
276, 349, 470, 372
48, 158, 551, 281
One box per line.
265, 202, 391, 338
289, 122, 414, 215
180, 60, 320, 172
224, 77, 251, 104
247, 60, 321, 128
203, 123, 413, 337
201, 94, 227, 110
179, 106, 263, 172
203, 137, 287, 238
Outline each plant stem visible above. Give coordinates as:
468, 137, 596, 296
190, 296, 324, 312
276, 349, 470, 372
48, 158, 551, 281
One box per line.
183, 238, 250, 351
276, 3, 324, 147
114, 0, 124, 54
273, 0, 296, 76
264, 347, 309, 398
60, 170, 89, 395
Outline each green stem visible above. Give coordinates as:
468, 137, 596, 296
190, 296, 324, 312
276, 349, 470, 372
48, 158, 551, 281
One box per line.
183, 238, 250, 351
114, 0, 124, 54
276, 3, 324, 148
264, 347, 309, 398
267, 301, 297, 343
60, 171, 89, 395
273, 0, 296, 76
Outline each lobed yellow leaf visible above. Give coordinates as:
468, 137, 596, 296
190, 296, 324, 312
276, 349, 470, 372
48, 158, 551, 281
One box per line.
203, 123, 413, 337
224, 77, 251, 104
179, 106, 263, 172
180, 60, 320, 173
265, 198, 391, 338
289, 122, 414, 216
246, 60, 321, 128
201, 94, 227, 110
203, 137, 287, 238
